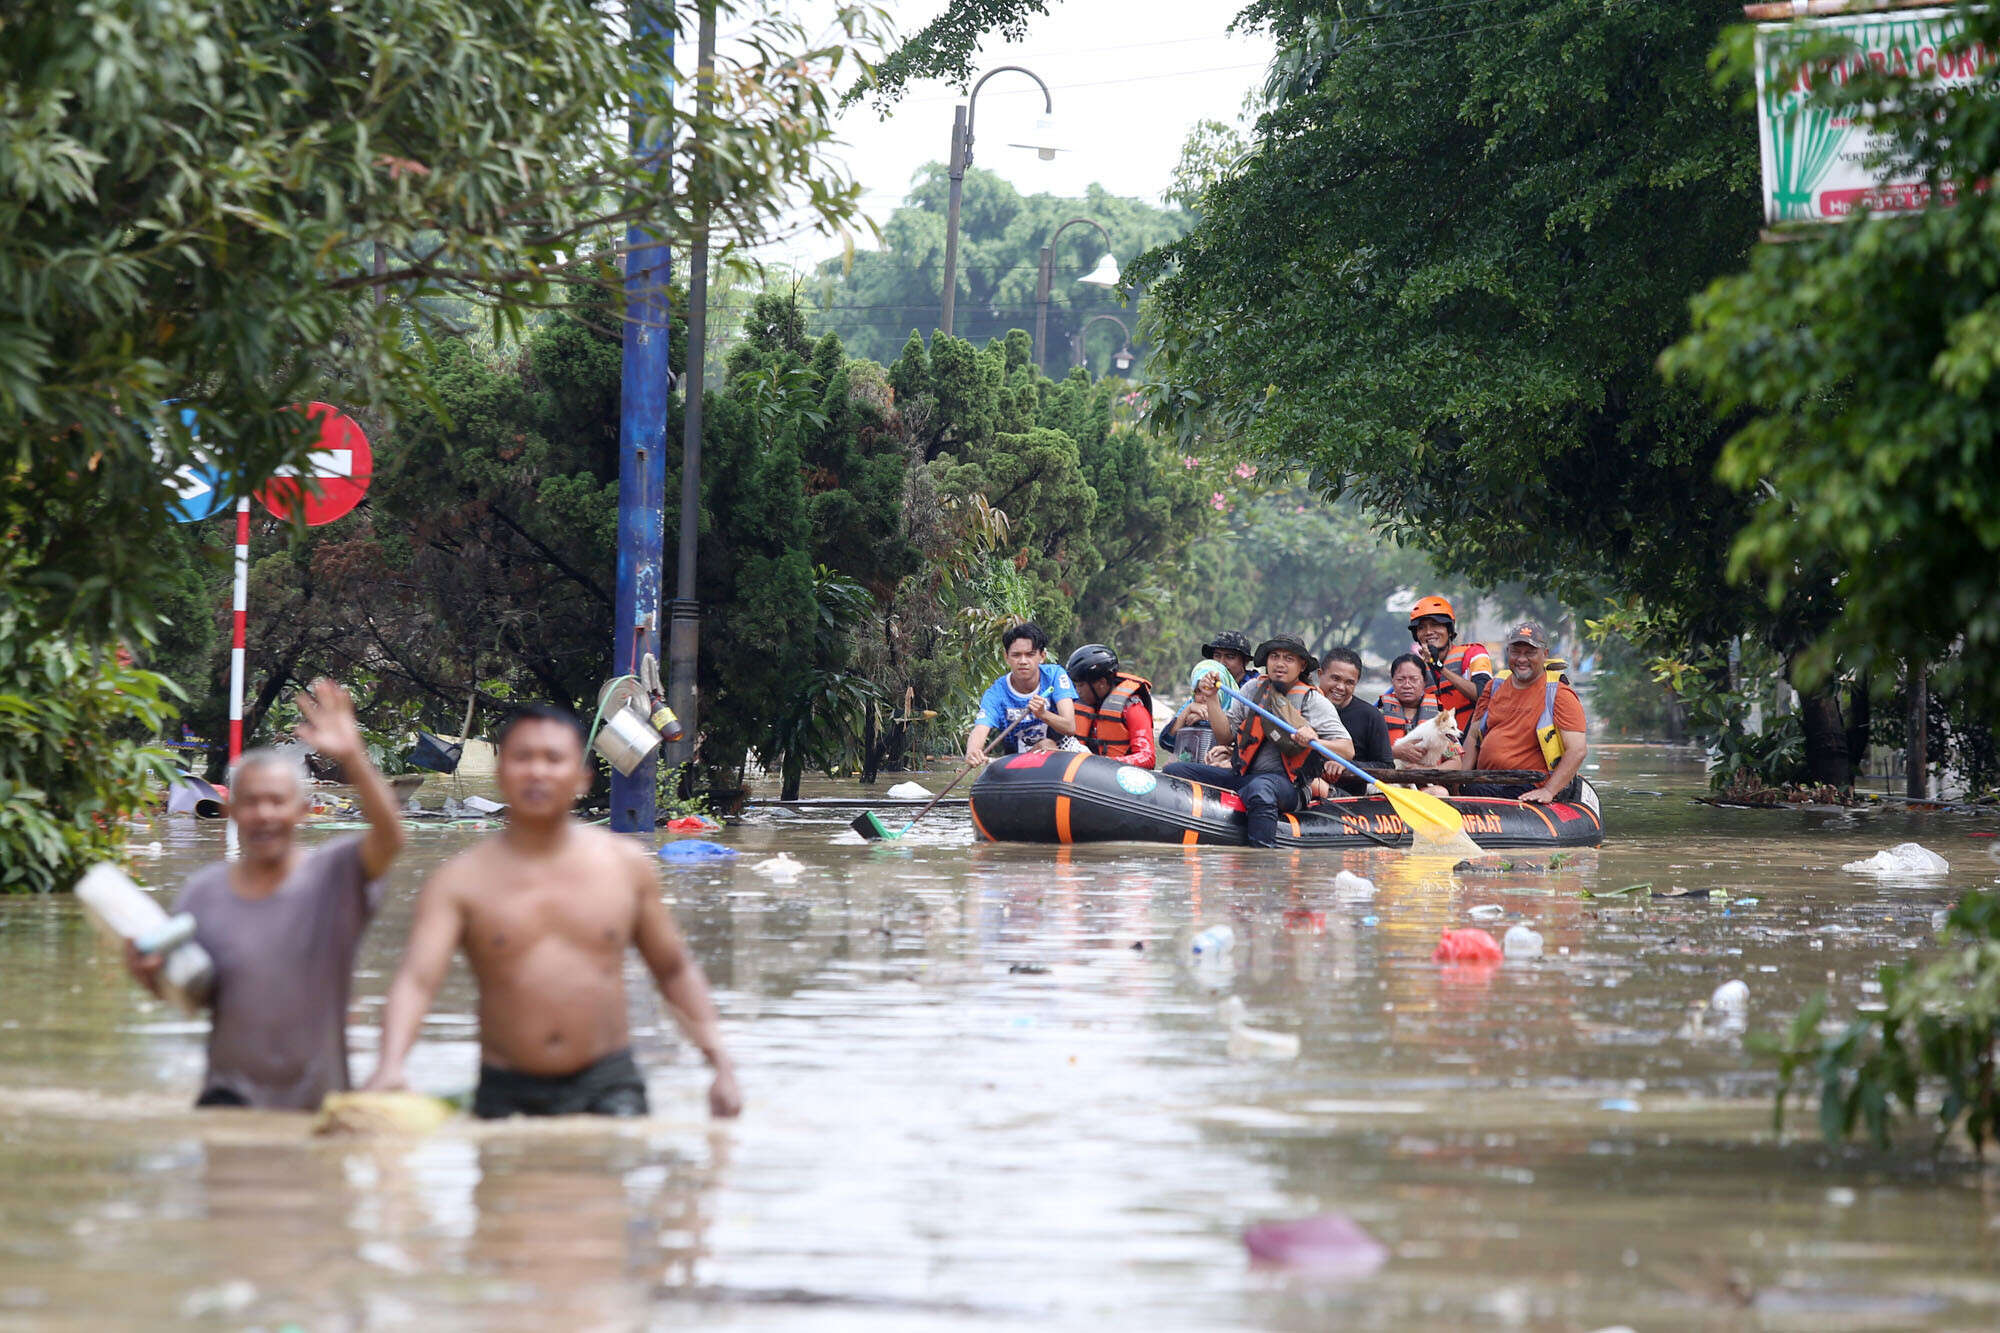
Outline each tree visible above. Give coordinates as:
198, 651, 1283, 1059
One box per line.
1128, 0, 1869, 783
0, 0, 881, 885
806, 168, 1187, 375
1, 0, 877, 647
1664, 5, 2000, 716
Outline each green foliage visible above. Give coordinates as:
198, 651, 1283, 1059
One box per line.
850, 0, 1055, 105
1586, 634, 1685, 740
768, 567, 886, 799
1130, 483, 1452, 677
1664, 7, 2000, 711
806, 168, 1187, 375
0, 0, 878, 650
1750, 890, 2000, 1155
1138, 0, 1764, 652
0, 573, 181, 893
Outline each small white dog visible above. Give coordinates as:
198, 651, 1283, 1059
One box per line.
1393, 710, 1461, 769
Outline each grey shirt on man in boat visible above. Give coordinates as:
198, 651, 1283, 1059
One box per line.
173, 835, 383, 1109
1226, 685, 1348, 777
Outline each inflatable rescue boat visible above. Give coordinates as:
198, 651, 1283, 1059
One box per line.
968, 751, 1602, 850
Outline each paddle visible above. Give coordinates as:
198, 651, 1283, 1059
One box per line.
851, 695, 1045, 841
1214, 678, 1467, 843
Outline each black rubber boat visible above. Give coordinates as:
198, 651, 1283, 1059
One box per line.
967, 751, 1602, 849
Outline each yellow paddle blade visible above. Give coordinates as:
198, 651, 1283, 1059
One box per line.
1374, 780, 1465, 840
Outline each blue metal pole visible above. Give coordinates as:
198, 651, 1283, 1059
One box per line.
612, 2, 671, 834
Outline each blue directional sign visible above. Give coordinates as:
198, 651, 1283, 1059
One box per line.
161, 406, 232, 523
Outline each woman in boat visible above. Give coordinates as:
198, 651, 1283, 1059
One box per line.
1376, 654, 1442, 759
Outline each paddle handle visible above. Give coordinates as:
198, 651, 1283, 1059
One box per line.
1216, 681, 1373, 787
899, 696, 1044, 836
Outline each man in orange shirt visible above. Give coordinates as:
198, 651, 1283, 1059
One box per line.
1457, 622, 1587, 804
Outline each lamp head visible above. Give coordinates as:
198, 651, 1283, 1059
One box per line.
1079, 253, 1121, 288
1007, 115, 1065, 161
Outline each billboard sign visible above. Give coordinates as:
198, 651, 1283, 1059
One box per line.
1756, 6, 1993, 223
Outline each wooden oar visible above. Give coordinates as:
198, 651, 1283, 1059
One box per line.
1218, 680, 1467, 842
851, 698, 1042, 841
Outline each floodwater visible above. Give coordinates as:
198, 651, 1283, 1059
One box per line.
3, 743, 1998, 1331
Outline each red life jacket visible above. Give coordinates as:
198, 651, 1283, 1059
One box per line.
1235, 679, 1318, 785
1421, 642, 1489, 729
1075, 673, 1154, 763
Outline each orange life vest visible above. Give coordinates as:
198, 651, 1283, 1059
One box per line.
1376, 692, 1442, 744
1421, 642, 1489, 729
1235, 679, 1318, 785
1075, 673, 1154, 762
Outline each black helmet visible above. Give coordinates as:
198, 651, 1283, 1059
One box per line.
1065, 643, 1119, 683
1201, 630, 1254, 660
1254, 634, 1318, 675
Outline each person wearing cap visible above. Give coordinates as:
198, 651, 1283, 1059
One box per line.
1065, 644, 1157, 768
1162, 634, 1351, 847
1458, 622, 1587, 804
1161, 630, 1258, 764
1407, 595, 1492, 731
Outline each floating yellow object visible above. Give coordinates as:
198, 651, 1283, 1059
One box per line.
312, 1091, 455, 1137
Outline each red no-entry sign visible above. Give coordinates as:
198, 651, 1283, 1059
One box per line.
255, 402, 373, 525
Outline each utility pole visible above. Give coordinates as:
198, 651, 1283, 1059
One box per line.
666, 1, 714, 777
1907, 660, 1928, 799
611, 1, 672, 834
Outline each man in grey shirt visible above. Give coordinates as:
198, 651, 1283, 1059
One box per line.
1161, 634, 1352, 847
128, 680, 405, 1109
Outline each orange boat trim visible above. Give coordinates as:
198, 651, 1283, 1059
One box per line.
1055, 795, 1073, 843
1060, 752, 1089, 784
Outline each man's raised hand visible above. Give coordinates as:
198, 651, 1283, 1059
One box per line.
294, 678, 366, 765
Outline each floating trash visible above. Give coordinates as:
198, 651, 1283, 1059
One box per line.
1333, 870, 1376, 900
1433, 927, 1502, 963
1219, 996, 1300, 1060
1842, 842, 1949, 876
1502, 924, 1544, 959
659, 840, 735, 861
1468, 904, 1505, 919
1242, 1213, 1388, 1275
1709, 978, 1750, 1013
752, 853, 804, 881
886, 781, 931, 800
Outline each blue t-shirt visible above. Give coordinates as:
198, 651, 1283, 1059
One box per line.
975, 664, 1078, 753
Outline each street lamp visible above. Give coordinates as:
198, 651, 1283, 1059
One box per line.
1072, 313, 1137, 375
940, 66, 1057, 339
1034, 217, 1120, 372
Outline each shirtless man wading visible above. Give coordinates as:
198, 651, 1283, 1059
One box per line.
366, 705, 741, 1118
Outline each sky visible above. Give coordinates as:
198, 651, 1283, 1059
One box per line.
762, 0, 1277, 271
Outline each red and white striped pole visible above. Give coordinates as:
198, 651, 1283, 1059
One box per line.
228, 494, 250, 763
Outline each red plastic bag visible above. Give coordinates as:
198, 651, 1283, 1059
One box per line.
665, 815, 717, 832
1432, 927, 1502, 963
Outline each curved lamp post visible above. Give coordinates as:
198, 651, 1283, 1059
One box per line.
1073, 313, 1137, 374
940, 66, 1057, 338
1034, 217, 1120, 372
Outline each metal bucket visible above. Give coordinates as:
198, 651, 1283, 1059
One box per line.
593, 704, 662, 776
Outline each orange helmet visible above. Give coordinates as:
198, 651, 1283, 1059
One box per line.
1409, 595, 1457, 636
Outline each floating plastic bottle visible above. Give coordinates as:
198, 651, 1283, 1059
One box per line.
1190, 924, 1235, 956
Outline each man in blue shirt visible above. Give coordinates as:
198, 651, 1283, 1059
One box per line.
965, 622, 1079, 764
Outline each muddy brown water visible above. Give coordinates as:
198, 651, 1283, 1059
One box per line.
3, 744, 1998, 1330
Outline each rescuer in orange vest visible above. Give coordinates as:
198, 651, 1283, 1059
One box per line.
1064, 644, 1156, 769
1162, 634, 1352, 847
1407, 595, 1492, 730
